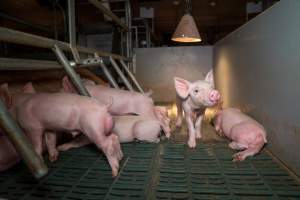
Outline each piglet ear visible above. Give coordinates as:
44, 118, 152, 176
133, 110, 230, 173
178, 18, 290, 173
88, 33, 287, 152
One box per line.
22, 82, 36, 93
144, 89, 153, 97
62, 76, 77, 93
0, 83, 12, 108
174, 77, 190, 99
205, 70, 215, 87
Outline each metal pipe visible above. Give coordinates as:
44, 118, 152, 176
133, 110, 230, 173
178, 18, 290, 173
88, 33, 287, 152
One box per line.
68, 0, 80, 62
132, 26, 138, 48
109, 56, 133, 91
127, 0, 132, 58
95, 54, 119, 89
0, 58, 61, 70
0, 58, 98, 71
53, 45, 91, 96
0, 100, 48, 179
88, 0, 128, 31
120, 59, 143, 93
125, 0, 132, 58
0, 27, 128, 60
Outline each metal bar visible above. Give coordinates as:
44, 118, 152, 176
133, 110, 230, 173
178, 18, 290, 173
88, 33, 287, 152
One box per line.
88, 0, 128, 31
68, 0, 76, 47
95, 54, 119, 89
120, 59, 144, 93
109, 56, 133, 91
0, 27, 128, 60
0, 58, 61, 70
125, 0, 132, 58
0, 58, 99, 71
0, 100, 48, 179
132, 26, 138, 48
68, 0, 80, 62
53, 45, 91, 96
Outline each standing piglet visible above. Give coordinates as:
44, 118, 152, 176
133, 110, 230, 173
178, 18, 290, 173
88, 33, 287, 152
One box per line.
214, 108, 267, 161
62, 76, 171, 137
174, 70, 221, 148
57, 115, 162, 152
15, 93, 123, 177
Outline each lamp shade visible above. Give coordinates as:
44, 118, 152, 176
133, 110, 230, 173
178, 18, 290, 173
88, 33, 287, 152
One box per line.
171, 13, 201, 42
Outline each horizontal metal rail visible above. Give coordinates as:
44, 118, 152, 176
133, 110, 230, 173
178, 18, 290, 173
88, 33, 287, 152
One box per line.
0, 27, 128, 60
88, 0, 128, 31
0, 58, 99, 70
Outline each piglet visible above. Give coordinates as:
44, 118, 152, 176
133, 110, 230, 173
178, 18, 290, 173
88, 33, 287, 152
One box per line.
57, 115, 162, 152
174, 70, 221, 148
14, 92, 123, 177
0, 83, 36, 171
214, 108, 267, 161
62, 76, 171, 137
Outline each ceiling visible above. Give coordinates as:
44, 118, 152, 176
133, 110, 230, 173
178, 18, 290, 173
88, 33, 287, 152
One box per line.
0, 0, 275, 46
135, 0, 248, 44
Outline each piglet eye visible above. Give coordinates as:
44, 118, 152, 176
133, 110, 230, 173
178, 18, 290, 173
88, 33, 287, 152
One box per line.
194, 89, 199, 93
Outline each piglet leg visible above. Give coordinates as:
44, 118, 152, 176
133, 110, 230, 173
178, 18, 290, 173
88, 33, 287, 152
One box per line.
195, 115, 203, 139
185, 114, 197, 148
233, 147, 260, 161
57, 135, 91, 151
233, 138, 264, 161
26, 129, 44, 161
45, 132, 59, 162
97, 134, 123, 177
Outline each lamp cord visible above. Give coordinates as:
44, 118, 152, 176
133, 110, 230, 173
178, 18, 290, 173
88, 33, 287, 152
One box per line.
185, 0, 192, 14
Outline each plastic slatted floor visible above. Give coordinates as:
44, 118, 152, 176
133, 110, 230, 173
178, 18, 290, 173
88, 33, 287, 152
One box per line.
1, 142, 300, 200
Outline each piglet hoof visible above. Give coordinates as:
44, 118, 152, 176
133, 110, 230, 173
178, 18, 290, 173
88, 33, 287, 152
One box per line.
188, 139, 197, 148
232, 152, 246, 162
175, 118, 182, 127
112, 167, 119, 177
49, 151, 59, 162
165, 132, 171, 139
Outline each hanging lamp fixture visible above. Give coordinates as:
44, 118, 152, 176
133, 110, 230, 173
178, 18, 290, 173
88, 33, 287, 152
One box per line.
171, 0, 201, 43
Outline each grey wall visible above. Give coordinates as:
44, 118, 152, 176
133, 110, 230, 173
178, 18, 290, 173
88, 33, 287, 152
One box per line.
214, 0, 300, 175
135, 46, 213, 102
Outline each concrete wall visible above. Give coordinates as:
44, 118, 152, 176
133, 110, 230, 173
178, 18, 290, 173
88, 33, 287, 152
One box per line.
214, 0, 300, 175
135, 46, 213, 102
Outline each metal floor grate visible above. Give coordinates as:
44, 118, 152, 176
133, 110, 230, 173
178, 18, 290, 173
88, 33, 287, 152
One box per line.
1, 142, 300, 200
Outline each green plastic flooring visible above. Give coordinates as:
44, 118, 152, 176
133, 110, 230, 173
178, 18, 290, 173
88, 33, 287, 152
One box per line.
1, 141, 300, 200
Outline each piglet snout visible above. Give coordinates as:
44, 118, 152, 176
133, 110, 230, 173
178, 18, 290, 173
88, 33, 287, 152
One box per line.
209, 90, 220, 103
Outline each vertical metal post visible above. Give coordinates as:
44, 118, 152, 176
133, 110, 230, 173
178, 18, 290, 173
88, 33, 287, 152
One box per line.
145, 20, 150, 48
125, 0, 132, 59
120, 30, 124, 56
0, 100, 48, 179
95, 53, 119, 89
68, 0, 80, 62
53, 45, 90, 96
132, 26, 138, 48
109, 56, 133, 91
120, 59, 144, 93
